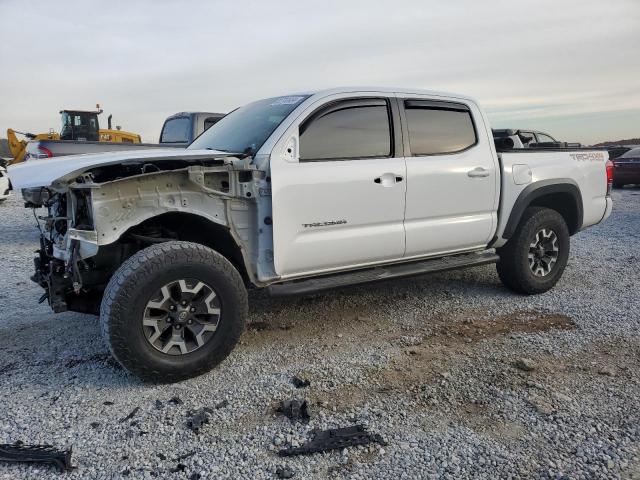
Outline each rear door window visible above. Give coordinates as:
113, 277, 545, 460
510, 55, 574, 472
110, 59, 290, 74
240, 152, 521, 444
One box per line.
161, 117, 191, 143
299, 99, 391, 161
403, 101, 476, 155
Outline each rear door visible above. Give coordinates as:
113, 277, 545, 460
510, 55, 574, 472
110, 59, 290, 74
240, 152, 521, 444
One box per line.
399, 97, 498, 257
271, 96, 407, 277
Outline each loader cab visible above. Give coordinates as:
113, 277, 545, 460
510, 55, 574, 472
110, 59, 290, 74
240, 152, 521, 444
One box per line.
59, 109, 100, 141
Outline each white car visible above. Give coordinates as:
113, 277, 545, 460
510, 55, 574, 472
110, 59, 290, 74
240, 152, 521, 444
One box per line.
9, 87, 613, 381
0, 167, 10, 201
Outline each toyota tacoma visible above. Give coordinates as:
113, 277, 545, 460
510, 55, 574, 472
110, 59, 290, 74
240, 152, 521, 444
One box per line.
9, 87, 614, 382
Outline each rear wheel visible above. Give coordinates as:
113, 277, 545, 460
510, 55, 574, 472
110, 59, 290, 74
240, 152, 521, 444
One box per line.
496, 207, 570, 294
100, 241, 247, 382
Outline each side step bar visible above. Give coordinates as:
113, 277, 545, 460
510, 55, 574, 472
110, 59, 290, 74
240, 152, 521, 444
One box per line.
267, 251, 499, 297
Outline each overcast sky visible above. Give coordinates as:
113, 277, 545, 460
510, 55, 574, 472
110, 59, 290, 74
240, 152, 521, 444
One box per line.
1, 0, 638, 145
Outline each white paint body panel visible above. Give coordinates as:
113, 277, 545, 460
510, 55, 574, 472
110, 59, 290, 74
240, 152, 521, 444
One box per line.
7, 148, 231, 190
272, 156, 407, 275
493, 149, 611, 246
401, 95, 498, 257
270, 91, 407, 276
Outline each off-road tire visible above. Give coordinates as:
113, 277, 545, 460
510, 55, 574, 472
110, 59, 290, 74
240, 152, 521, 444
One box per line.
100, 241, 247, 382
496, 207, 570, 295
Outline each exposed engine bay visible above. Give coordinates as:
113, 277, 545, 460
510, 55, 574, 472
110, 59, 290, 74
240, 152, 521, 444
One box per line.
25, 156, 266, 314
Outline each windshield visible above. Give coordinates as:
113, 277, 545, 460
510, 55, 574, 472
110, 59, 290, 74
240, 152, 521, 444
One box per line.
621, 147, 640, 158
188, 95, 309, 154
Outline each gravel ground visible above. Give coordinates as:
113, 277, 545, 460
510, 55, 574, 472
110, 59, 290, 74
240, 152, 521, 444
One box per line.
0, 187, 639, 479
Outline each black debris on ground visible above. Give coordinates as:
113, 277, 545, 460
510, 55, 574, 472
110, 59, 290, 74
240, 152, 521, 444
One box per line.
291, 376, 311, 388
169, 396, 183, 405
215, 399, 229, 409
185, 408, 213, 433
276, 399, 310, 423
171, 463, 187, 473
154, 400, 163, 409
276, 466, 296, 478
279, 425, 386, 457
118, 407, 140, 423
103, 401, 114, 406
89, 422, 100, 429
0, 442, 75, 472
173, 450, 197, 462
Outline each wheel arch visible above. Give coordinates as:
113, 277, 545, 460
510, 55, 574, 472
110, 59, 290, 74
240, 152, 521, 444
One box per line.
123, 211, 250, 282
502, 179, 583, 239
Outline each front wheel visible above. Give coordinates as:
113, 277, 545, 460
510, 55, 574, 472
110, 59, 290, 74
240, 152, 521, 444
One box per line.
496, 207, 570, 295
100, 241, 247, 382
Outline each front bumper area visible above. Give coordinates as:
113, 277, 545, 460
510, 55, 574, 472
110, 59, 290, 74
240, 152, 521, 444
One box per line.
31, 243, 72, 313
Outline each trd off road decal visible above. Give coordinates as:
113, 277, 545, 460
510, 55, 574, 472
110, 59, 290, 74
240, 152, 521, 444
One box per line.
302, 219, 347, 228
570, 152, 605, 162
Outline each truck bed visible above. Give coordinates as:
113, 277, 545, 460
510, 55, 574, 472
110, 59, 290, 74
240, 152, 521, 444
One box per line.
494, 147, 611, 247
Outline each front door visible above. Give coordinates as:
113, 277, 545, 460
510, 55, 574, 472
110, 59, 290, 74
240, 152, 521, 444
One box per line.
400, 98, 498, 257
271, 97, 407, 277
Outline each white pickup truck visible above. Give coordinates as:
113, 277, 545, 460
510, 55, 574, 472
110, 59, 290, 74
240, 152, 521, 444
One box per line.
9, 87, 613, 382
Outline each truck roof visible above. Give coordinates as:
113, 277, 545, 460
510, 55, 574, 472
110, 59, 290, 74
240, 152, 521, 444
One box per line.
303, 86, 477, 103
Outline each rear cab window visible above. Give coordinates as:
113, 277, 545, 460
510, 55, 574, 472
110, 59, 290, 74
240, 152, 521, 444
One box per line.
402, 100, 477, 155
536, 133, 556, 143
299, 98, 392, 161
203, 116, 222, 132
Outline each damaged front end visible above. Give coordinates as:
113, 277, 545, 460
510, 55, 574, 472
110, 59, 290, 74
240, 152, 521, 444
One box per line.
27, 185, 124, 314
22, 152, 266, 315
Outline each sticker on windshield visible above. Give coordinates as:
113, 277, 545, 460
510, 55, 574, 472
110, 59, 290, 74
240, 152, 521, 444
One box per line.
270, 96, 305, 106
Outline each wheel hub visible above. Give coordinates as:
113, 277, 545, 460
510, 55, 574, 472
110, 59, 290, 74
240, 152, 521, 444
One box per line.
142, 278, 221, 355
528, 228, 559, 277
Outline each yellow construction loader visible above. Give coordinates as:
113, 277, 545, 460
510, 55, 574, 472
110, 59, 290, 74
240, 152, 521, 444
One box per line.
7, 106, 141, 164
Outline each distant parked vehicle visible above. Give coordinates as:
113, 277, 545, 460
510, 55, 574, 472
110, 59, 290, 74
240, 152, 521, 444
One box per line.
604, 146, 631, 160
159, 112, 225, 146
612, 147, 640, 188
0, 167, 10, 202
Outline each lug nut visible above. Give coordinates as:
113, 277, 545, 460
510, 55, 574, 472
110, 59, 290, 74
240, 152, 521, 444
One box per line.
169, 305, 175, 311
190, 307, 196, 313
175, 325, 181, 330
187, 319, 193, 325
181, 300, 187, 306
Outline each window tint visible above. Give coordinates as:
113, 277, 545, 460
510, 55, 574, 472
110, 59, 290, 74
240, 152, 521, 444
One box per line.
536, 133, 555, 143
299, 101, 391, 160
161, 117, 191, 143
404, 104, 476, 155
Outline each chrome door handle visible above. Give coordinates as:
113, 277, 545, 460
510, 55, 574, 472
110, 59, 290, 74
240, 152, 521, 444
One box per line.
374, 173, 403, 187
467, 167, 490, 178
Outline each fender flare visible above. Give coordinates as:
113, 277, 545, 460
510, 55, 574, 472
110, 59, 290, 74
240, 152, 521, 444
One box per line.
502, 178, 583, 239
